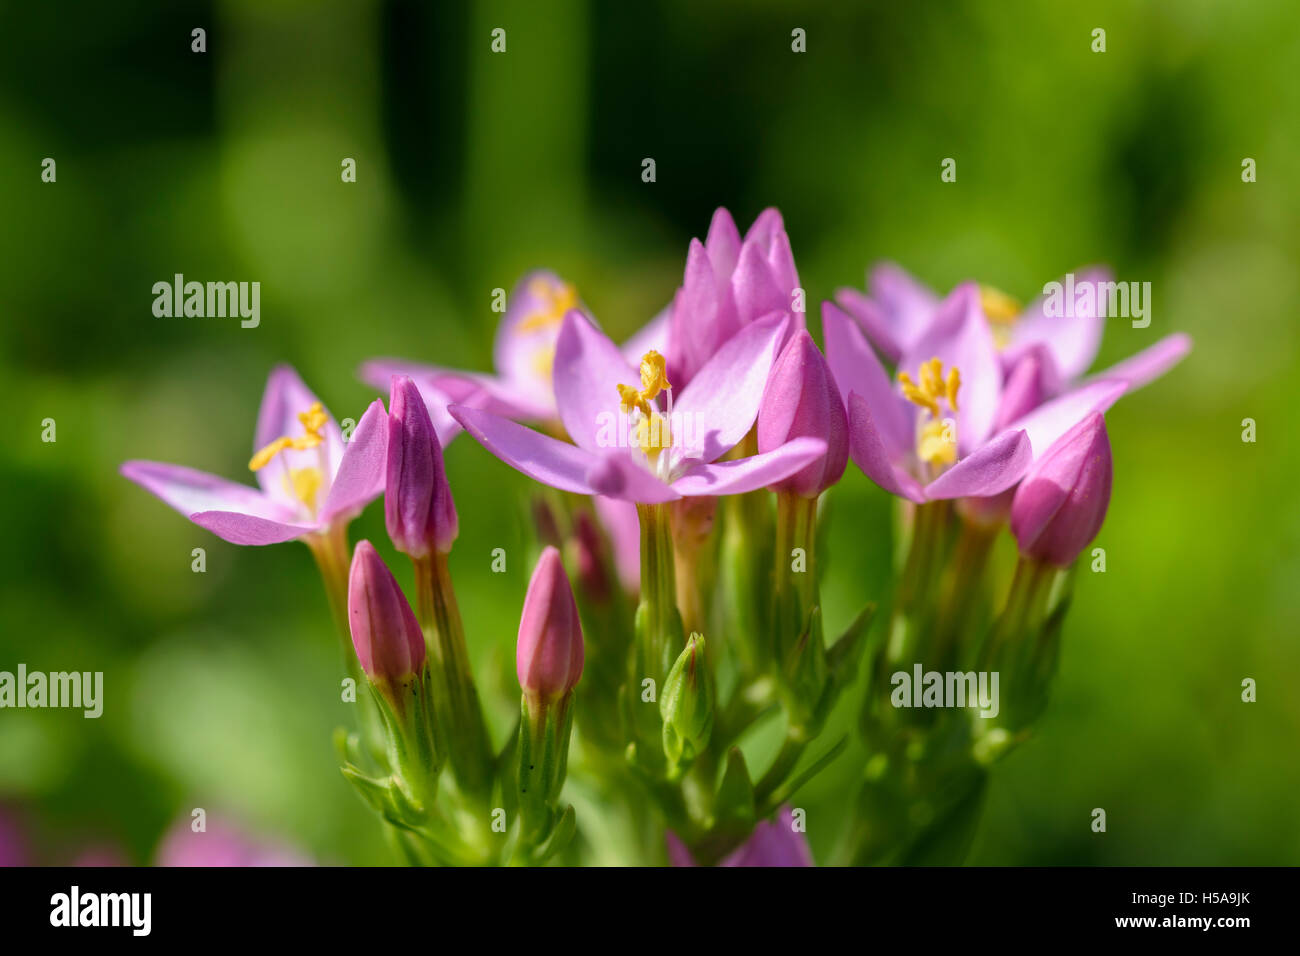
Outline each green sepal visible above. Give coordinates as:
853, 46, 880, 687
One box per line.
713, 747, 757, 831
516, 690, 576, 849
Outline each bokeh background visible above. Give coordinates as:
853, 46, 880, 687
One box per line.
2, 0, 1297, 865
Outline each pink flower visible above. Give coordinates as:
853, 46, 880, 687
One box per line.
450, 311, 825, 503
835, 262, 1190, 399
122, 365, 387, 545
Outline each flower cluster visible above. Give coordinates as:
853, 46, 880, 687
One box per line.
122, 208, 1189, 866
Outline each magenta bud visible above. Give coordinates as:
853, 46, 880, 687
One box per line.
386, 376, 458, 557
347, 540, 426, 683
516, 547, 584, 701
1010, 413, 1113, 566
756, 327, 849, 497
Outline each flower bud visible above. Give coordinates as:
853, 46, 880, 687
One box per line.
386, 376, 458, 558
660, 633, 714, 768
757, 328, 849, 498
347, 540, 426, 687
1010, 412, 1112, 566
516, 547, 584, 701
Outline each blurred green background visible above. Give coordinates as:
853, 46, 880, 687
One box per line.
2, 0, 1297, 865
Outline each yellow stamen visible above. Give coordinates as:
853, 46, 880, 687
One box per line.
284, 467, 324, 512
633, 413, 674, 464
249, 402, 328, 472
899, 358, 962, 466
619, 350, 672, 417
515, 279, 579, 334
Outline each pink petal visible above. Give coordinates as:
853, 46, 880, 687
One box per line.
869, 261, 940, 355
360, 360, 550, 428
832, 286, 903, 363
253, 365, 345, 508
593, 495, 641, 595
554, 311, 640, 454
669, 239, 736, 384
732, 238, 789, 329
1087, 333, 1191, 391
671, 436, 826, 497
993, 345, 1060, 432
704, 207, 742, 279
123, 460, 296, 523
492, 270, 579, 408
822, 301, 913, 459
1003, 378, 1128, 460
900, 282, 1002, 452
450, 404, 606, 495
585, 453, 679, 503
845, 393, 926, 503
672, 313, 789, 463
1007, 266, 1111, 381
189, 511, 319, 545
923, 429, 1032, 500
319, 399, 388, 526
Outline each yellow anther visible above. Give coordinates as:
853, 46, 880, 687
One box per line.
898, 373, 940, 418
618, 383, 649, 416
638, 350, 671, 398
515, 279, 579, 334
979, 285, 1021, 324
618, 350, 673, 418
249, 402, 328, 472
899, 358, 960, 417
900, 359, 963, 468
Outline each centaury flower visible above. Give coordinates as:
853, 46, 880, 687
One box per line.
121, 365, 387, 545
450, 311, 825, 503
835, 261, 1190, 399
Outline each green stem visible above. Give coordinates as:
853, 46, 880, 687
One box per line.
635, 502, 684, 683
629, 503, 685, 774
305, 522, 356, 677
413, 551, 494, 805
931, 519, 998, 669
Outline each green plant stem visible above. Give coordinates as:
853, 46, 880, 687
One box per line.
413, 551, 494, 806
